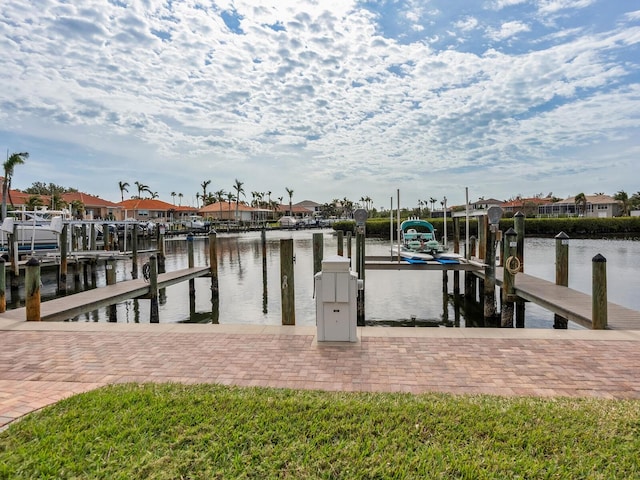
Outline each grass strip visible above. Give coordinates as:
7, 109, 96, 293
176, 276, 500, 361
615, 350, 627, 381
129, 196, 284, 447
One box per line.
0, 383, 639, 479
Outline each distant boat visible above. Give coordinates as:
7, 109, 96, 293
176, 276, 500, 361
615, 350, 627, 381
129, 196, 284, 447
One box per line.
0, 208, 68, 253
392, 217, 462, 262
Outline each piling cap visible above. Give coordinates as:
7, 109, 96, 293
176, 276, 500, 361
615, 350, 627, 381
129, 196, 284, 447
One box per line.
592, 253, 607, 262
504, 227, 517, 235
555, 231, 569, 239
514, 211, 525, 218
26, 257, 40, 266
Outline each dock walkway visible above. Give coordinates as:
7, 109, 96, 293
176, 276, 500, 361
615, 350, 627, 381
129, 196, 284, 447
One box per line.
0, 266, 210, 322
480, 267, 640, 330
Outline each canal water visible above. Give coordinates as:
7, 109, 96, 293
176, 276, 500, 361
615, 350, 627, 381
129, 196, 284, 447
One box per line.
9, 229, 640, 328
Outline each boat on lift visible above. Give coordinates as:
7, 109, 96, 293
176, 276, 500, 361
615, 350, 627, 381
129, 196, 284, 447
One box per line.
0, 207, 68, 253
392, 217, 462, 262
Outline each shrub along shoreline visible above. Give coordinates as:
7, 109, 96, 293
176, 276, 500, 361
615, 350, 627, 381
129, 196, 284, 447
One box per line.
334, 216, 640, 239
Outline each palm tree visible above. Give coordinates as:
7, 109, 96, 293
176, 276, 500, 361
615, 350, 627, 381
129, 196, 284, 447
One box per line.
429, 197, 437, 214
226, 192, 236, 226
233, 179, 245, 223
118, 181, 129, 202
134, 181, 148, 199
574, 192, 587, 217
178, 193, 183, 206
285, 187, 294, 216
2, 151, 28, 220
201, 180, 211, 206
26, 194, 44, 210
614, 190, 630, 216
171, 191, 176, 205
214, 189, 226, 222
196, 192, 201, 208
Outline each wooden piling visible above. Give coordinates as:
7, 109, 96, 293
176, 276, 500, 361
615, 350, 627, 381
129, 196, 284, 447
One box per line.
82, 223, 88, 251
106, 256, 117, 285
346, 231, 352, 260
25, 257, 41, 321
90, 223, 97, 250
483, 226, 497, 322
131, 225, 139, 279
337, 230, 344, 256
9, 225, 19, 288
501, 228, 518, 327
280, 238, 295, 325
514, 211, 525, 272
313, 232, 323, 275
149, 255, 159, 323
592, 254, 607, 329
0, 258, 5, 313
453, 216, 460, 297
464, 236, 477, 300
59, 224, 68, 293
210, 231, 219, 323
478, 215, 487, 261
103, 223, 110, 251
554, 232, 569, 329
187, 234, 195, 311
356, 230, 365, 326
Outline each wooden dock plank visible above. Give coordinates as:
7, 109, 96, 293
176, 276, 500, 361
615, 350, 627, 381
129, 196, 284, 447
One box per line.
489, 268, 640, 330
0, 266, 211, 322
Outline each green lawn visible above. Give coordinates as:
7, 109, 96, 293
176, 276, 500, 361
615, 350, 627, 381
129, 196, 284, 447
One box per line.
1, 384, 638, 479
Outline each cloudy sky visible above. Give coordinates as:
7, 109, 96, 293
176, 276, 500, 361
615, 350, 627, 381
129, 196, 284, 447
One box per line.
1, 0, 639, 209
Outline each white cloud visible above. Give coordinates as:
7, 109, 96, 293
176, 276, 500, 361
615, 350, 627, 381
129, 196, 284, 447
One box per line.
486, 21, 531, 41
0, 0, 638, 207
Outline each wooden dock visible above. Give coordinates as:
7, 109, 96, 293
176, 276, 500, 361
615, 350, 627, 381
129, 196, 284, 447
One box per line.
482, 267, 640, 330
0, 266, 211, 322
365, 256, 481, 271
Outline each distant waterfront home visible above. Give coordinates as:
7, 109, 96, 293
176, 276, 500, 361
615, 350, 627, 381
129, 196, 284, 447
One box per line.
502, 197, 553, 217
470, 198, 504, 210
538, 194, 622, 218
117, 198, 178, 223
62, 192, 121, 220
199, 201, 270, 225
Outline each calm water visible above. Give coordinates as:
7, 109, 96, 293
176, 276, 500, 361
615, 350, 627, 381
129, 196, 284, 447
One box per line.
13, 230, 640, 328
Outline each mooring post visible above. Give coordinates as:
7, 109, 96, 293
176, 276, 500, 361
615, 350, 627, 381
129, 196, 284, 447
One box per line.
59, 224, 68, 293
103, 223, 110, 251
483, 225, 497, 323
513, 211, 526, 327
10, 224, 19, 289
464, 235, 477, 300
592, 254, 607, 329
25, 257, 41, 321
0, 258, 5, 313
441, 269, 449, 324
478, 215, 487, 261
501, 228, 518, 327
453, 216, 460, 296
106, 256, 117, 285
82, 223, 88, 251
312, 232, 323, 275
129, 225, 138, 279
554, 232, 570, 329
210, 231, 219, 323
337, 230, 344, 256
346, 231, 352, 260
187, 234, 195, 311
149, 255, 159, 323
280, 238, 295, 325
356, 230, 366, 326
90, 223, 97, 251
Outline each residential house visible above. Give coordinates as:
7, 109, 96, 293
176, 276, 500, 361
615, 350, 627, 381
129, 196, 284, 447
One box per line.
294, 200, 322, 217
502, 197, 553, 217
117, 198, 178, 223
538, 194, 621, 218
199, 201, 270, 225
470, 198, 504, 210
61, 192, 121, 220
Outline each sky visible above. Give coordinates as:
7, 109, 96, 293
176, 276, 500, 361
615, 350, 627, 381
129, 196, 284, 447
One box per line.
1, 0, 639, 210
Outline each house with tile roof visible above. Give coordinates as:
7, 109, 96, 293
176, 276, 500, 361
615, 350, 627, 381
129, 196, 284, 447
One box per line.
538, 194, 621, 218
118, 198, 180, 223
199, 201, 271, 225
501, 196, 553, 217
61, 192, 121, 220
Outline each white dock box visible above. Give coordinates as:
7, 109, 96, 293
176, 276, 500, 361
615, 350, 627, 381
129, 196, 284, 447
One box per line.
314, 255, 358, 342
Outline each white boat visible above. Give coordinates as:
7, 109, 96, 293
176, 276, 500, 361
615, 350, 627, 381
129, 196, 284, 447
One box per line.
0, 208, 68, 253
392, 217, 460, 263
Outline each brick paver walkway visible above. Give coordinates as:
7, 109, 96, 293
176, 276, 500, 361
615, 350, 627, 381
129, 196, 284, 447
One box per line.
1, 324, 639, 429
